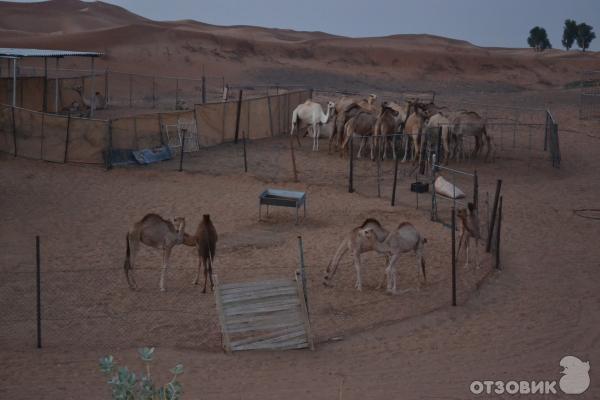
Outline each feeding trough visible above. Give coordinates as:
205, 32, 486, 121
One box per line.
259, 189, 307, 224
411, 181, 429, 193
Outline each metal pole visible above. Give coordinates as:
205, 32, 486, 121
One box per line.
496, 196, 503, 270
202, 75, 206, 104
106, 120, 113, 170
486, 179, 502, 252
234, 90, 243, 143
242, 130, 248, 173
297, 236, 308, 314
36, 235, 42, 348
451, 207, 457, 306
55, 58, 59, 113
289, 132, 298, 182
90, 57, 96, 118
104, 68, 109, 109
12, 58, 17, 106
11, 106, 17, 157
391, 149, 399, 206
178, 131, 186, 172
348, 136, 354, 193
64, 115, 71, 163
43, 57, 48, 113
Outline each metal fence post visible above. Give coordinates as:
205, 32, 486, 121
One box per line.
242, 130, 248, 173
297, 236, 308, 315
234, 90, 243, 144
178, 132, 186, 172
348, 136, 354, 193
391, 150, 399, 206
486, 179, 502, 252
202, 75, 206, 104
495, 196, 503, 270
36, 235, 42, 348
451, 207, 457, 306
63, 114, 71, 163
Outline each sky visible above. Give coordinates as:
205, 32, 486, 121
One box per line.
18, 0, 600, 50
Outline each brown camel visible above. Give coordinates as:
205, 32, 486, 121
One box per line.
373, 102, 401, 160
402, 102, 429, 163
183, 214, 218, 293
324, 218, 390, 291
123, 214, 186, 291
340, 111, 379, 160
358, 222, 427, 294
329, 95, 377, 153
456, 203, 481, 268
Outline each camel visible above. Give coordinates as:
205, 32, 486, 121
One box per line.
290, 100, 335, 151
340, 111, 379, 159
456, 203, 481, 269
73, 85, 107, 110
358, 222, 427, 294
123, 214, 186, 292
323, 218, 389, 291
183, 214, 218, 293
329, 94, 377, 153
424, 113, 451, 164
450, 111, 493, 161
373, 102, 400, 160
402, 102, 429, 163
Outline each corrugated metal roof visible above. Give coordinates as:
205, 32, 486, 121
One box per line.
0, 48, 103, 58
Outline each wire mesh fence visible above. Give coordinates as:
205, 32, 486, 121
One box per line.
578, 70, 600, 120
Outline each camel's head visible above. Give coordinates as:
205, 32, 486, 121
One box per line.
358, 227, 377, 243
173, 217, 186, 233
367, 94, 377, 104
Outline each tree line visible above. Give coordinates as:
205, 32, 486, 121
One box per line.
528, 19, 595, 52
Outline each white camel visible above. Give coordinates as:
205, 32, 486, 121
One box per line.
425, 113, 451, 164
358, 222, 427, 294
324, 218, 389, 291
290, 100, 335, 151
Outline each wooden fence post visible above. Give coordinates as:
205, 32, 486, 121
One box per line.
234, 90, 243, 143
486, 179, 502, 252
36, 235, 42, 349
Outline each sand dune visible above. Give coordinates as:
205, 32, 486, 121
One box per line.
0, 0, 598, 91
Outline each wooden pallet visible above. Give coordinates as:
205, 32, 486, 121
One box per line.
214, 274, 314, 352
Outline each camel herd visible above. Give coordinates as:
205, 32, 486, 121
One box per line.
290, 94, 493, 164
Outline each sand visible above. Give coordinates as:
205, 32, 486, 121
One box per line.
0, 2, 599, 399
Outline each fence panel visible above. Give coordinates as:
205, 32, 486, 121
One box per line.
42, 113, 68, 163
67, 117, 108, 164
14, 107, 43, 160
0, 104, 15, 154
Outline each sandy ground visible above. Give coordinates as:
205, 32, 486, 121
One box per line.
0, 87, 599, 399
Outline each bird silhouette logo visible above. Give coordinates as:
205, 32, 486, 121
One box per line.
559, 356, 590, 394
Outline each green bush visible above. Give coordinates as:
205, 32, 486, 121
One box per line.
99, 347, 184, 400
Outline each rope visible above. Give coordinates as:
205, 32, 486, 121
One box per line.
573, 208, 600, 220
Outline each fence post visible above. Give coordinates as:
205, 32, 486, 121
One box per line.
11, 106, 17, 157
473, 170, 479, 211
202, 75, 206, 104
63, 114, 71, 163
297, 236, 308, 314
495, 196, 503, 270
544, 111, 549, 151
242, 130, 248, 173
376, 140, 382, 198
267, 95, 274, 137
128, 74, 133, 108
486, 179, 502, 252
152, 76, 156, 109
43, 57, 48, 113
104, 68, 109, 109
348, 136, 354, 193
430, 154, 437, 221
106, 120, 113, 170
178, 132, 186, 172
391, 151, 399, 206
451, 207, 457, 306
36, 235, 42, 349
289, 133, 298, 182
234, 90, 243, 144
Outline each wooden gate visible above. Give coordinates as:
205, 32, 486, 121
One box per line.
214, 274, 313, 352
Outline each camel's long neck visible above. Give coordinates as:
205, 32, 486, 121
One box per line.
374, 226, 389, 242
321, 108, 331, 124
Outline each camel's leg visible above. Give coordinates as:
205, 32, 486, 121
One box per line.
314, 124, 320, 151
352, 251, 363, 291
456, 229, 465, 259
385, 254, 400, 294
328, 124, 337, 154
401, 134, 409, 162
207, 255, 215, 292
159, 246, 173, 292
357, 137, 365, 159
202, 256, 209, 293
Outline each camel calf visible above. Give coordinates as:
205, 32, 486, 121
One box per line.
358, 222, 427, 294
457, 203, 481, 268
183, 214, 218, 293
124, 214, 186, 291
